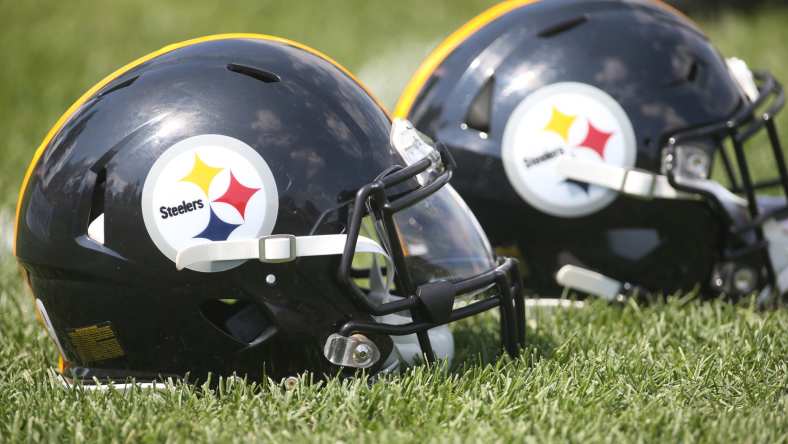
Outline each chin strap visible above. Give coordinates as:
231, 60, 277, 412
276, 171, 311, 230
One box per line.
557, 157, 754, 208
764, 219, 788, 294
556, 157, 694, 200
176, 234, 394, 286
727, 57, 760, 103
555, 265, 632, 302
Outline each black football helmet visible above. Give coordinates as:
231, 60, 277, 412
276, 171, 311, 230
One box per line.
396, 0, 788, 302
15, 34, 525, 385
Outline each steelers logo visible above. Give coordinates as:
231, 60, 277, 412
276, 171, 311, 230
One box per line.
141, 135, 278, 272
501, 82, 636, 218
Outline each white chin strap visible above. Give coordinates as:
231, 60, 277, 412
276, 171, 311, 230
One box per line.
557, 157, 754, 209
764, 219, 788, 294
727, 57, 760, 103
556, 157, 694, 200
555, 265, 627, 302
176, 234, 394, 288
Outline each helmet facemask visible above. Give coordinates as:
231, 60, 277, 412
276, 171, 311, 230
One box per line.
330, 120, 526, 368
662, 64, 788, 301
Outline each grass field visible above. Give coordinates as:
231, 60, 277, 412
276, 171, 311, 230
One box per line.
2, 1, 788, 442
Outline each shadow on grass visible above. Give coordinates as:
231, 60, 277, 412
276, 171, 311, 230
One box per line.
449, 311, 556, 373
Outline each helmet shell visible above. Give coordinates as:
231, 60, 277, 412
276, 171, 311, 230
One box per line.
17, 35, 399, 381
397, 0, 749, 295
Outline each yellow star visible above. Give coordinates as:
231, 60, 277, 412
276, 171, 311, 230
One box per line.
543, 106, 577, 142
180, 153, 223, 195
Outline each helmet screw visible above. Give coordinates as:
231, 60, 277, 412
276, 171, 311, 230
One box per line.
352, 343, 373, 366
265, 274, 276, 286
733, 267, 757, 294
284, 376, 298, 390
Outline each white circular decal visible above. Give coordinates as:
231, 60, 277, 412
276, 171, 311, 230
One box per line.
501, 82, 636, 217
142, 134, 278, 272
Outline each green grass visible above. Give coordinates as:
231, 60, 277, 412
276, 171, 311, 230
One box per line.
1, 256, 786, 443
3, 1, 788, 442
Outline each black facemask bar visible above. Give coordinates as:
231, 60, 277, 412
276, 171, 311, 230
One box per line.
664, 71, 786, 294
334, 142, 526, 364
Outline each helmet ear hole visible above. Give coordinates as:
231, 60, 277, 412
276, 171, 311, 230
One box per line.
465, 77, 494, 134
200, 299, 276, 345
88, 168, 106, 226
687, 61, 700, 83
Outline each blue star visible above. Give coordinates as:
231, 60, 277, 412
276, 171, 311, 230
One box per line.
564, 179, 591, 195
194, 207, 240, 241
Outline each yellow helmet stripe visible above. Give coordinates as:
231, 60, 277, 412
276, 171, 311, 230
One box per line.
653, 0, 697, 25
394, 0, 538, 119
14, 33, 385, 256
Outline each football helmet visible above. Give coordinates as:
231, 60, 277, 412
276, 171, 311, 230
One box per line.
396, 0, 788, 302
15, 34, 525, 385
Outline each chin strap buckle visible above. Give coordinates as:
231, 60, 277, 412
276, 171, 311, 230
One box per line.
258, 234, 297, 263
323, 333, 381, 369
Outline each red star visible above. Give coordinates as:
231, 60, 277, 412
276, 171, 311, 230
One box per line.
578, 121, 613, 159
213, 172, 260, 219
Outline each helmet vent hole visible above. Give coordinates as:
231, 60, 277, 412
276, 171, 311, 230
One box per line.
537, 15, 588, 38
227, 63, 281, 83
200, 299, 276, 345
464, 77, 494, 134
97, 76, 138, 98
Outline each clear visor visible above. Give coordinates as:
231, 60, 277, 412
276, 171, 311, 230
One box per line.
394, 186, 495, 285
353, 120, 495, 289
